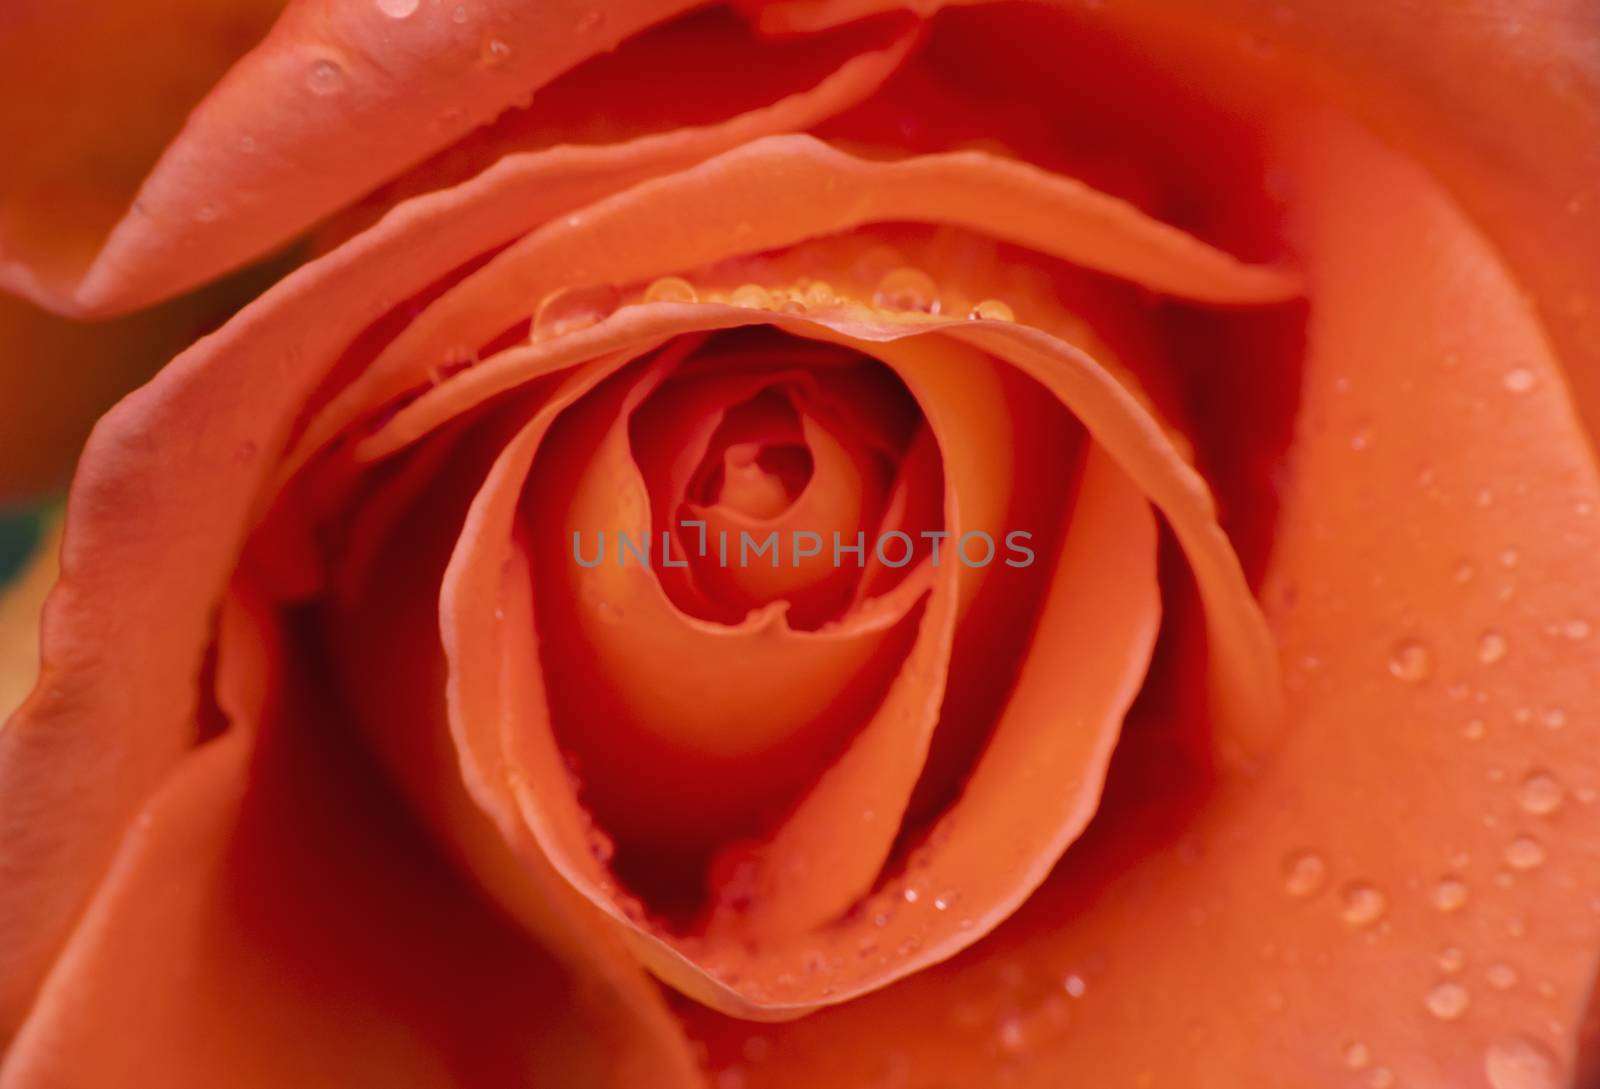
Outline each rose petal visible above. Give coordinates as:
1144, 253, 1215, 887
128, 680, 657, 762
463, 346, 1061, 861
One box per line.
288, 132, 1301, 484
760, 0, 1600, 457
0, 18, 905, 1034
396, 295, 1171, 1018
0, 0, 284, 312
0, 591, 700, 1089
684, 108, 1600, 1089
524, 345, 941, 856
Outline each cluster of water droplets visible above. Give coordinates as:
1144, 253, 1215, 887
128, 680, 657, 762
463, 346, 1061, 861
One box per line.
518, 268, 1017, 350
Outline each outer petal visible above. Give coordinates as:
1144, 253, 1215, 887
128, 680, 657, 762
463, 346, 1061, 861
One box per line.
685, 111, 1600, 1089
1108, 0, 1600, 453
0, 0, 285, 311
763, 0, 1600, 451
0, 595, 683, 1089
0, 20, 905, 1037
0, 257, 295, 502
31, 0, 700, 315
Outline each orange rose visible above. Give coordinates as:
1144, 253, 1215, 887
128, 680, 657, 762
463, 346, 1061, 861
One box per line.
2, 2, 1598, 1088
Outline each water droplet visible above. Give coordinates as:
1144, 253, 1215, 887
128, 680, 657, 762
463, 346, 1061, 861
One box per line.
1463, 719, 1487, 740
1485, 1036, 1561, 1089
1499, 547, 1521, 568
1433, 978, 1465, 1023
902, 887, 920, 905
1343, 1041, 1371, 1069
451, 3, 469, 22
968, 298, 1015, 321
1453, 559, 1475, 583
482, 37, 512, 67
932, 890, 958, 911
575, 8, 605, 31
872, 267, 940, 314
1541, 707, 1567, 730
1438, 945, 1465, 972
1350, 425, 1374, 451
1388, 639, 1432, 682
1281, 849, 1327, 897
729, 283, 773, 309
996, 1014, 1026, 1052
1505, 836, 1545, 870
802, 281, 836, 307
376, 0, 419, 16
1432, 876, 1469, 912
1486, 962, 1519, 990
1369, 1067, 1395, 1089
306, 58, 345, 95
532, 283, 619, 341
1478, 629, 1509, 664
1340, 883, 1387, 927
1562, 618, 1591, 640
644, 276, 697, 304
1062, 973, 1087, 998
1518, 771, 1564, 815
1503, 368, 1536, 394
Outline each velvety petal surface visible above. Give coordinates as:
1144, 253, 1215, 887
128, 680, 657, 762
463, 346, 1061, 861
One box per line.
682, 108, 1600, 1089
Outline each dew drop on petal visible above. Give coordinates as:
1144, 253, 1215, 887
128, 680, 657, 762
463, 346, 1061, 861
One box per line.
1562, 618, 1592, 640
1486, 963, 1519, 990
803, 281, 836, 307
1503, 368, 1536, 394
1432, 876, 1469, 912
1281, 850, 1327, 897
968, 298, 1015, 321
1437, 946, 1465, 973
575, 8, 605, 32
1478, 629, 1509, 664
996, 1014, 1026, 1053
1340, 883, 1387, 927
306, 58, 345, 94
452, 3, 469, 22
1343, 1041, 1371, 1070
1369, 1067, 1395, 1089
1388, 639, 1432, 681
644, 276, 697, 304
1485, 1036, 1561, 1089
1505, 836, 1546, 870
1062, 973, 1087, 998
1518, 771, 1564, 816
482, 37, 512, 67
729, 283, 773, 309
377, 0, 419, 17
532, 283, 619, 341
1424, 979, 1469, 1020
872, 267, 940, 313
